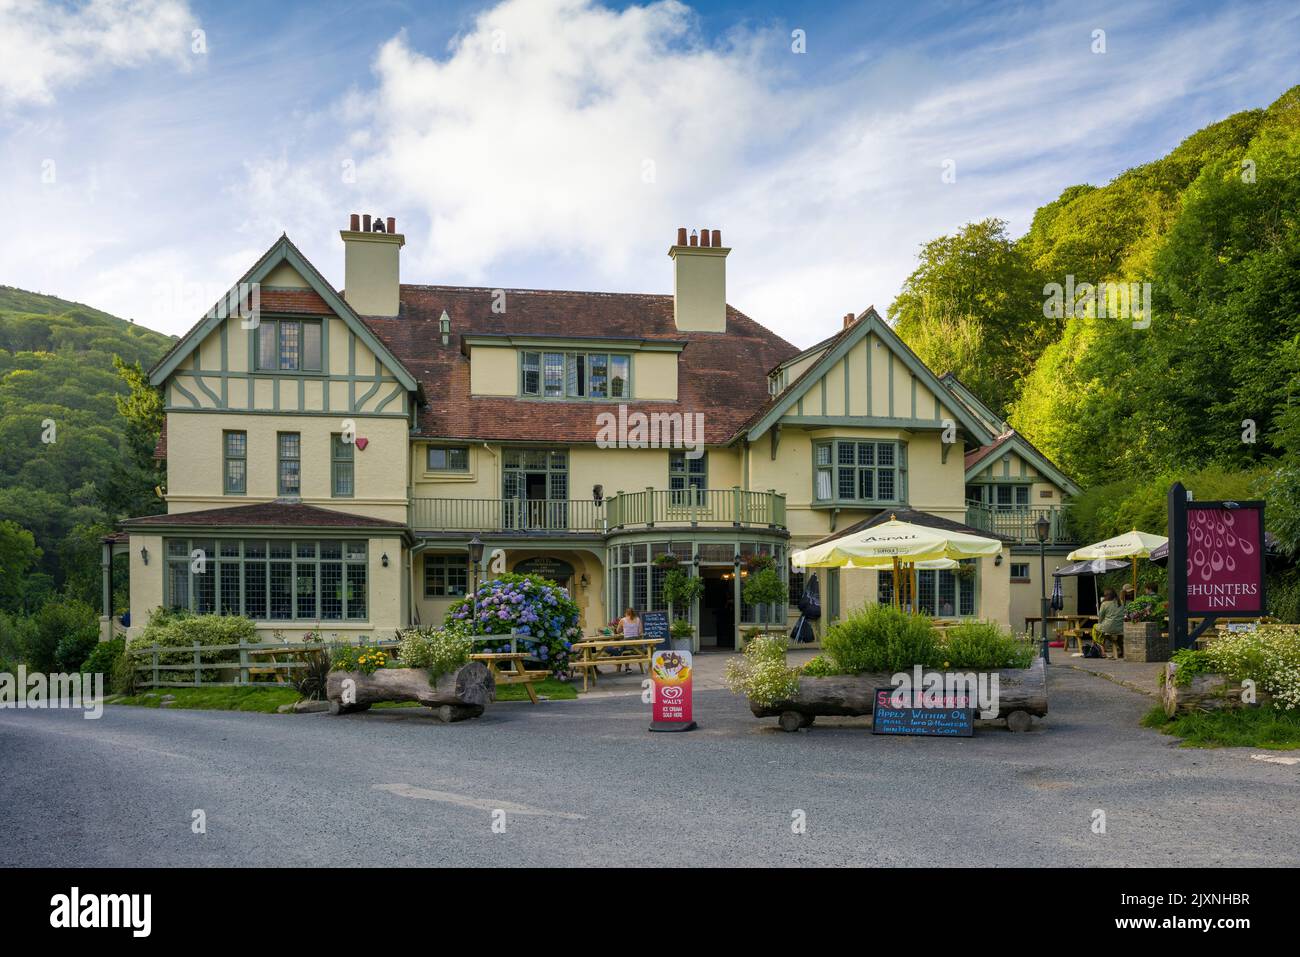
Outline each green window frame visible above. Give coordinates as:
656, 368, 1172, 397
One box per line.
520, 350, 631, 399
223, 430, 246, 495
331, 434, 354, 497
669, 451, 707, 505
423, 554, 468, 598
278, 432, 301, 496
1010, 562, 1031, 581
426, 446, 469, 472
164, 538, 368, 621
878, 563, 976, 617
256, 319, 322, 372
812, 440, 906, 505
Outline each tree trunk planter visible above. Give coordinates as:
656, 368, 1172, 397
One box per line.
326, 662, 495, 722
1123, 622, 1170, 662
1161, 661, 1269, 716
751, 659, 1048, 732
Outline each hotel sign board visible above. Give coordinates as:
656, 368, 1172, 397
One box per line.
1184, 503, 1266, 615
1168, 482, 1265, 648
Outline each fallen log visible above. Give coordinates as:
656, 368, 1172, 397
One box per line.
326, 662, 495, 721
1160, 663, 1270, 717
751, 659, 1047, 731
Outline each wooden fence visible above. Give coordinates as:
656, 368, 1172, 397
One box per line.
127, 633, 536, 689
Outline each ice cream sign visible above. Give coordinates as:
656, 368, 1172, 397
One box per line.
649, 649, 696, 732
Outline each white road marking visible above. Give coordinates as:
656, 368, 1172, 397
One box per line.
1251, 753, 1300, 766
372, 783, 587, 819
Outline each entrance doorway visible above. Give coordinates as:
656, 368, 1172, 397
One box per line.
699, 568, 735, 649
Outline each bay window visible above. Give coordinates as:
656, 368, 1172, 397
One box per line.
813, 439, 906, 505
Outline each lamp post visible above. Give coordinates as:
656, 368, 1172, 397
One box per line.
468, 535, 484, 635
1035, 514, 1051, 662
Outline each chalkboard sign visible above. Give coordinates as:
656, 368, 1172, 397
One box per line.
641, 611, 670, 649
871, 687, 974, 737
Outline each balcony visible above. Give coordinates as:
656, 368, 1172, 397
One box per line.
606, 488, 786, 531
409, 488, 787, 536
964, 501, 1074, 545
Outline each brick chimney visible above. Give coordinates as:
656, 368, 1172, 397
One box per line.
341, 213, 404, 317
668, 225, 729, 332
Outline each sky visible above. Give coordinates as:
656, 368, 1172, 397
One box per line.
1, 0, 1298, 348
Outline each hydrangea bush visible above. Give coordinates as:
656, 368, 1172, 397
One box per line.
445, 573, 581, 676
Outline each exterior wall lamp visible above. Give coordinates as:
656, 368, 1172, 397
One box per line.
140, 546, 149, 565
381, 553, 389, 568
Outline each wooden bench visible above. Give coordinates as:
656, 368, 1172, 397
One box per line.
468, 652, 549, 704
568, 638, 662, 692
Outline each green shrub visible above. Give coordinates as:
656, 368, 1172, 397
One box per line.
938, 622, 1036, 670
396, 626, 473, 679
128, 611, 255, 682
724, 634, 800, 706
799, 654, 838, 677
0, 612, 36, 667
1267, 568, 1300, 623
80, 637, 125, 690
1168, 647, 1213, 686
28, 598, 98, 673
742, 567, 788, 609
822, 604, 940, 674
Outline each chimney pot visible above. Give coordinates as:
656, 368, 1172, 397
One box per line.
676, 226, 687, 246
711, 229, 721, 247
700, 228, 711, 248
843, 312, 857, 328
362, 214, 372, 232
689, 230, 698, 247
387, 216, 396, 234
349, 213, 360, 231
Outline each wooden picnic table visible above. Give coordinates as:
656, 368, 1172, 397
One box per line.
468, 652, 549, 704
568, 638, 663, 692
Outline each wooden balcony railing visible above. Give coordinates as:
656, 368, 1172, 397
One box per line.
964, 502, 1074, 544
606, 487, 786, 531
408, 488, 788, 534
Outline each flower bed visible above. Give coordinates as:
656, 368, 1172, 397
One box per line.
1160, 625, 1300, 716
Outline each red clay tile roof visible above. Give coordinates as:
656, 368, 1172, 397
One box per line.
964, 431, 1014, 471
118, 501, 406, 530
362, 285, 799, 445
260, 288, 331, 314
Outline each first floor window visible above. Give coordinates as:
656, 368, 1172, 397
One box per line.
223, 431, 246, 494
1010, 562, 1031, 581
426, 446, 469, 471
278, 432, 301, 495
257, 319, 322, 372
164, 538, 368, 621
331, 434, 354, 497
521, 349, 631, 399
669, 451, 707, 505
424, 554, 468, 597
813, 440, 905, 504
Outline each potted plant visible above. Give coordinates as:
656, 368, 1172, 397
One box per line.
742, 565, 788, 637
669, 617, 695, 650
1122, 594, 1169, 662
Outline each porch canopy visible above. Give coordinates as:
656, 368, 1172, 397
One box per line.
791, 511, 1002, 611
1067, 529, 1167, 594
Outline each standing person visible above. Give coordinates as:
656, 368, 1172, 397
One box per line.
615, 607, 641, 673
1093, 588, 1125, 658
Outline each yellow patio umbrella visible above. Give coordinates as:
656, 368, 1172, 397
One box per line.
1067, 529, 1168, 596
790, 516, 1003, 610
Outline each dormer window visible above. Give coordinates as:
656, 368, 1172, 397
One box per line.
256, 319, 322, 372
521, 350, 630, 399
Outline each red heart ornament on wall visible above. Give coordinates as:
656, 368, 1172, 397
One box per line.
355, 437, 369, 451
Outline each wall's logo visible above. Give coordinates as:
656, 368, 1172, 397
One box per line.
50, 887, 151, 937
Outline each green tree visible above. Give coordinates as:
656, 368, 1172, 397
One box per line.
0, 521, 41, 613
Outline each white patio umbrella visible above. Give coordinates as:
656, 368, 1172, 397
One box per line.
1067, 529, 1168, 596
791, 516, 1002, 610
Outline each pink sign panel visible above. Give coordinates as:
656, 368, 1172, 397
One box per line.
1185, 506, 1265, 614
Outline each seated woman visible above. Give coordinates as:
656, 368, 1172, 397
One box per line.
1092, 588, 1126, 657
613, 607, 641, 673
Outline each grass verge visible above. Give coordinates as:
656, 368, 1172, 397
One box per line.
1143, 705, 1300, 749
113, 687, 299, 713
497, 678, 578, 701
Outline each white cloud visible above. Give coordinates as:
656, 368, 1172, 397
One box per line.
236, 0, 1300, 347
0, 0, 200, 109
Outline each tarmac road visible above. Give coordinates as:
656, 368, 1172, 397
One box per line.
1, 666, 1297, 867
